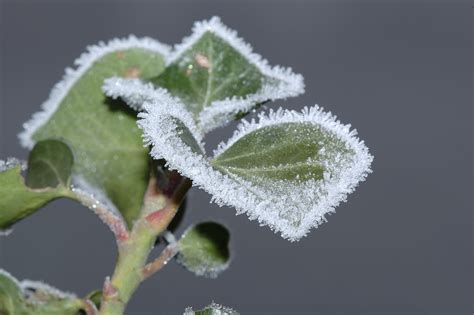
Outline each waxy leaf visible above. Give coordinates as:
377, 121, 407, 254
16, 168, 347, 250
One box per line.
19, 37, 170, 227
139, 100, 373, 241
0, 269, 95, 315
0, 159, 70, 231
104, 17, 304, 133
177, 222, 231, 278
26, 140, 73, 189
184, 302, 239, 315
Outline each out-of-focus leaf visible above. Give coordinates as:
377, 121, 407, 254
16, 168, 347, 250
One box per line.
177, 222, 230, 278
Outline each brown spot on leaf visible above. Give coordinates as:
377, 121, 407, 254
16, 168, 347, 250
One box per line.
124, 67, 141, 78
195, 53, 211, 69
116, 51, 125, 59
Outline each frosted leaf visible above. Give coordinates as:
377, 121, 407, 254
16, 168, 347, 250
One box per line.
184, 302, 239, 315
139, 100, 373, 241
177, 222, 231, 278
0, 158, 69, 231
18, 36, 170, 226
0, 269, 91, 314
18, 35, 170, 148
109, 16, 304, 134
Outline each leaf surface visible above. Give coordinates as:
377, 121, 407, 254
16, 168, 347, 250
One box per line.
0, 159, 70, 231
177, 222, 230, 278
26, 140, 74, 189
0, 270, 93, 315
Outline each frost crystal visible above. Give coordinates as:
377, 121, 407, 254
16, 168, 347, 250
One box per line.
0, 157, 26, 172
0, 228, 13, 236
102, 77, 162, 111
184, 302, 239, 315
21, 280, 77, 300
106, 16, 305, 134
139, 99, 373, 241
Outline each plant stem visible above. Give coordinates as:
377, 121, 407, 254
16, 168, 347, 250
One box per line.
99, 178, 191, 315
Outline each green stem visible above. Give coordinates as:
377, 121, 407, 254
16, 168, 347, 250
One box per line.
99, 221, 157, 315
99, 178, 191, 315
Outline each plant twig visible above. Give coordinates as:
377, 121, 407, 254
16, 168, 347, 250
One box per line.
98, 175, 191, 315
142, 243, 179, 280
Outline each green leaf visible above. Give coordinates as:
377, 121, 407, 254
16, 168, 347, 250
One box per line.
26, 140, 74, 189
105, 17, 304, 133
0, 270, 92, 315
139, 103, 373, 241
177, 222, 231, 278
19, 37, 169, 227
0, 159, 70, 231
184, 302, 238, 315
211, 122, 337, 184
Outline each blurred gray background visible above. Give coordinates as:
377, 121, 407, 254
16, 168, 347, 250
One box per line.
0, 1, 472, 314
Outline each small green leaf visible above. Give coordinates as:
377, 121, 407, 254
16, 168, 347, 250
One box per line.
0, 160, 70, 231
20, 37, 169, 227
26, 140, 73, 189
0, 269, 91, 315
184, 302, 239, 315
105, 17, 304, 133
177, 222, 231, 278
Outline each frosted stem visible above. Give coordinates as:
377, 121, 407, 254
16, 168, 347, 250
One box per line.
70, 188, 129, 243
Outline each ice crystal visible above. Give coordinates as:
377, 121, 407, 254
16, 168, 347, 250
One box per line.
139, 98, 373, 241
102, 77, 162, 111
184, 302, 239, 315
0, 228, 13, 236
21, 280, 77, 301
0, 158, 26, 172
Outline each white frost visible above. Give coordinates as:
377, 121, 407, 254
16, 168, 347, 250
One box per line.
184, 302, 239, 315
102, 77, 163, 111
0, 269, 76, 301
139, 99, 373, 241
0, 157, 26, 172
21, 280, 77, 300
106, 16, 305, 134
0, 268, 21, 287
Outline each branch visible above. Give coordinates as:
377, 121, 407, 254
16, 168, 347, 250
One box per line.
142, 242, 179, 280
